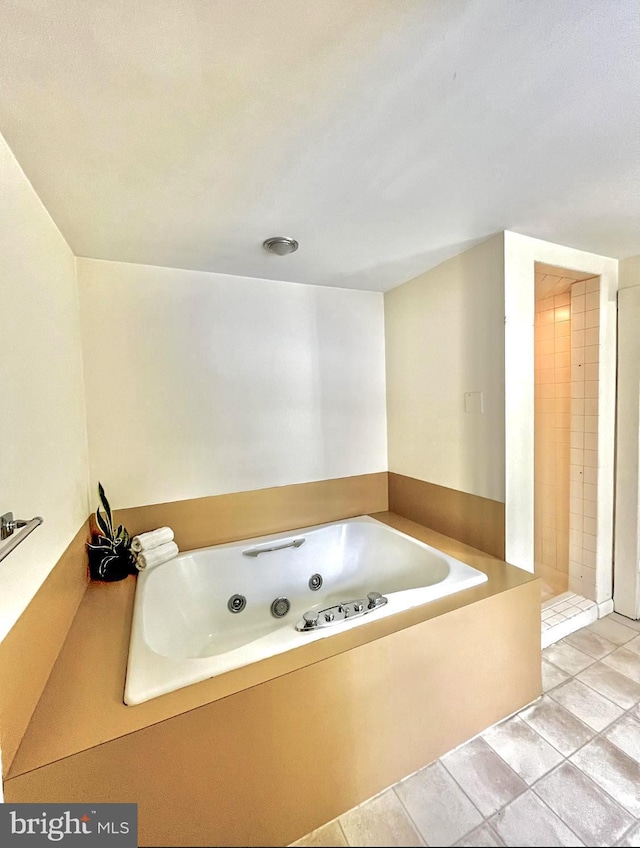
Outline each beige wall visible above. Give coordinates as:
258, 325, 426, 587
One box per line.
0, 133, 90, 643
77, 258, 387, 509
619, 257, 640, 290
614, 256, 640, 618
384, 234, 505, 502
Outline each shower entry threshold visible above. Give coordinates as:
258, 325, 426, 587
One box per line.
541, 591, 598, 648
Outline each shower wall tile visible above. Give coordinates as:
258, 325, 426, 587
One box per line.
572, 311, 585, 331
583, 499, 597, 519
585, 291, 600, 311
571, 329, 585, 347
568, 279, 600, 600
584, 449, 598, 467
585, 311, 600, 329
585, 381, 599, 398
572, 295, 586, 314
535, 275, 571, 594
583, 433, 597, 452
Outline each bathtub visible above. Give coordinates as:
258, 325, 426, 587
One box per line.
124, 515, 488, 705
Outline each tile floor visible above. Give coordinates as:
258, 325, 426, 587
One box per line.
291, 612, 640, 847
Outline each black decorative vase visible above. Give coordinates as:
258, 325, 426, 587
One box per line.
88, 536, 136, 582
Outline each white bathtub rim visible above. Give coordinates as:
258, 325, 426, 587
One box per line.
139, 514, 428, 570
124, 516, 489, 706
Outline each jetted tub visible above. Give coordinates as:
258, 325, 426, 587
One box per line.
124, 515, 488, 705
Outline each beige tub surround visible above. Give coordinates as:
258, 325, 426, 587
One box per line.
4, 513, 540, 847
113, 472, 388, 551
0, 473, 385, 781
388, 473, 505, 560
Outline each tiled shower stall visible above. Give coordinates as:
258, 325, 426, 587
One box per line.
534, 267, 601, 614
568, 278, 601, 600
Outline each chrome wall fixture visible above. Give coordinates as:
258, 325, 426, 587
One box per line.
262, 236, 299, 255
0, 512, 43, 564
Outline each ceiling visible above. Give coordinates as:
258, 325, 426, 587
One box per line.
534, 264, 597, 300
1, 1, 638, 292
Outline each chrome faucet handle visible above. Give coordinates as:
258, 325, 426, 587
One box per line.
367, 591, 383, 609
302, 611, 319, 629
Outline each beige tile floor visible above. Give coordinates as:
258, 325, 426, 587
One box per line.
291, 612, 640, 847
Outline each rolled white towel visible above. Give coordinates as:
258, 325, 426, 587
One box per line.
131, 526, 174, 553
135, 541, 179, 571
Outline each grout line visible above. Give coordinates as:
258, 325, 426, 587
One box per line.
527, 684, 640, 825
456, 626, 640, 842
439, 738, 529, 825
524, 780, 585, 845
481, 632, 640, 838
616, 819, 640, 847
553, 662, 640, 711
480, 710, 572, 778
541, 656, 574, 684
524, 731, 638, 839
529, 756, 637, 830
561, 638, 618, 660
483, 821, 505, 847
518, 712, 594, 757
456, 820, 505, 847
335, 818, 349, 848
390, 784, 429, 846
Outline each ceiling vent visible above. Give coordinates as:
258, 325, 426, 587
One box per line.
262, 237, 298, 255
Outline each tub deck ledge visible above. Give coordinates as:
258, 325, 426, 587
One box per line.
7, 511, 540, 780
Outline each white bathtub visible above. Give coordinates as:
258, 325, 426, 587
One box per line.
124, 515, 488, 705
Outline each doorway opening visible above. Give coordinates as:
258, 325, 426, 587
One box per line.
505, 232, 618, 646
534, 263, 603, 640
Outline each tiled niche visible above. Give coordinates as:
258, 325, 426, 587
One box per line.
534, 266, 601, 601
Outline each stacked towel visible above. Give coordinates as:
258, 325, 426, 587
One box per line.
135, 541, 179, 571
131, 526, 174, 552
131, 526, 179, 571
